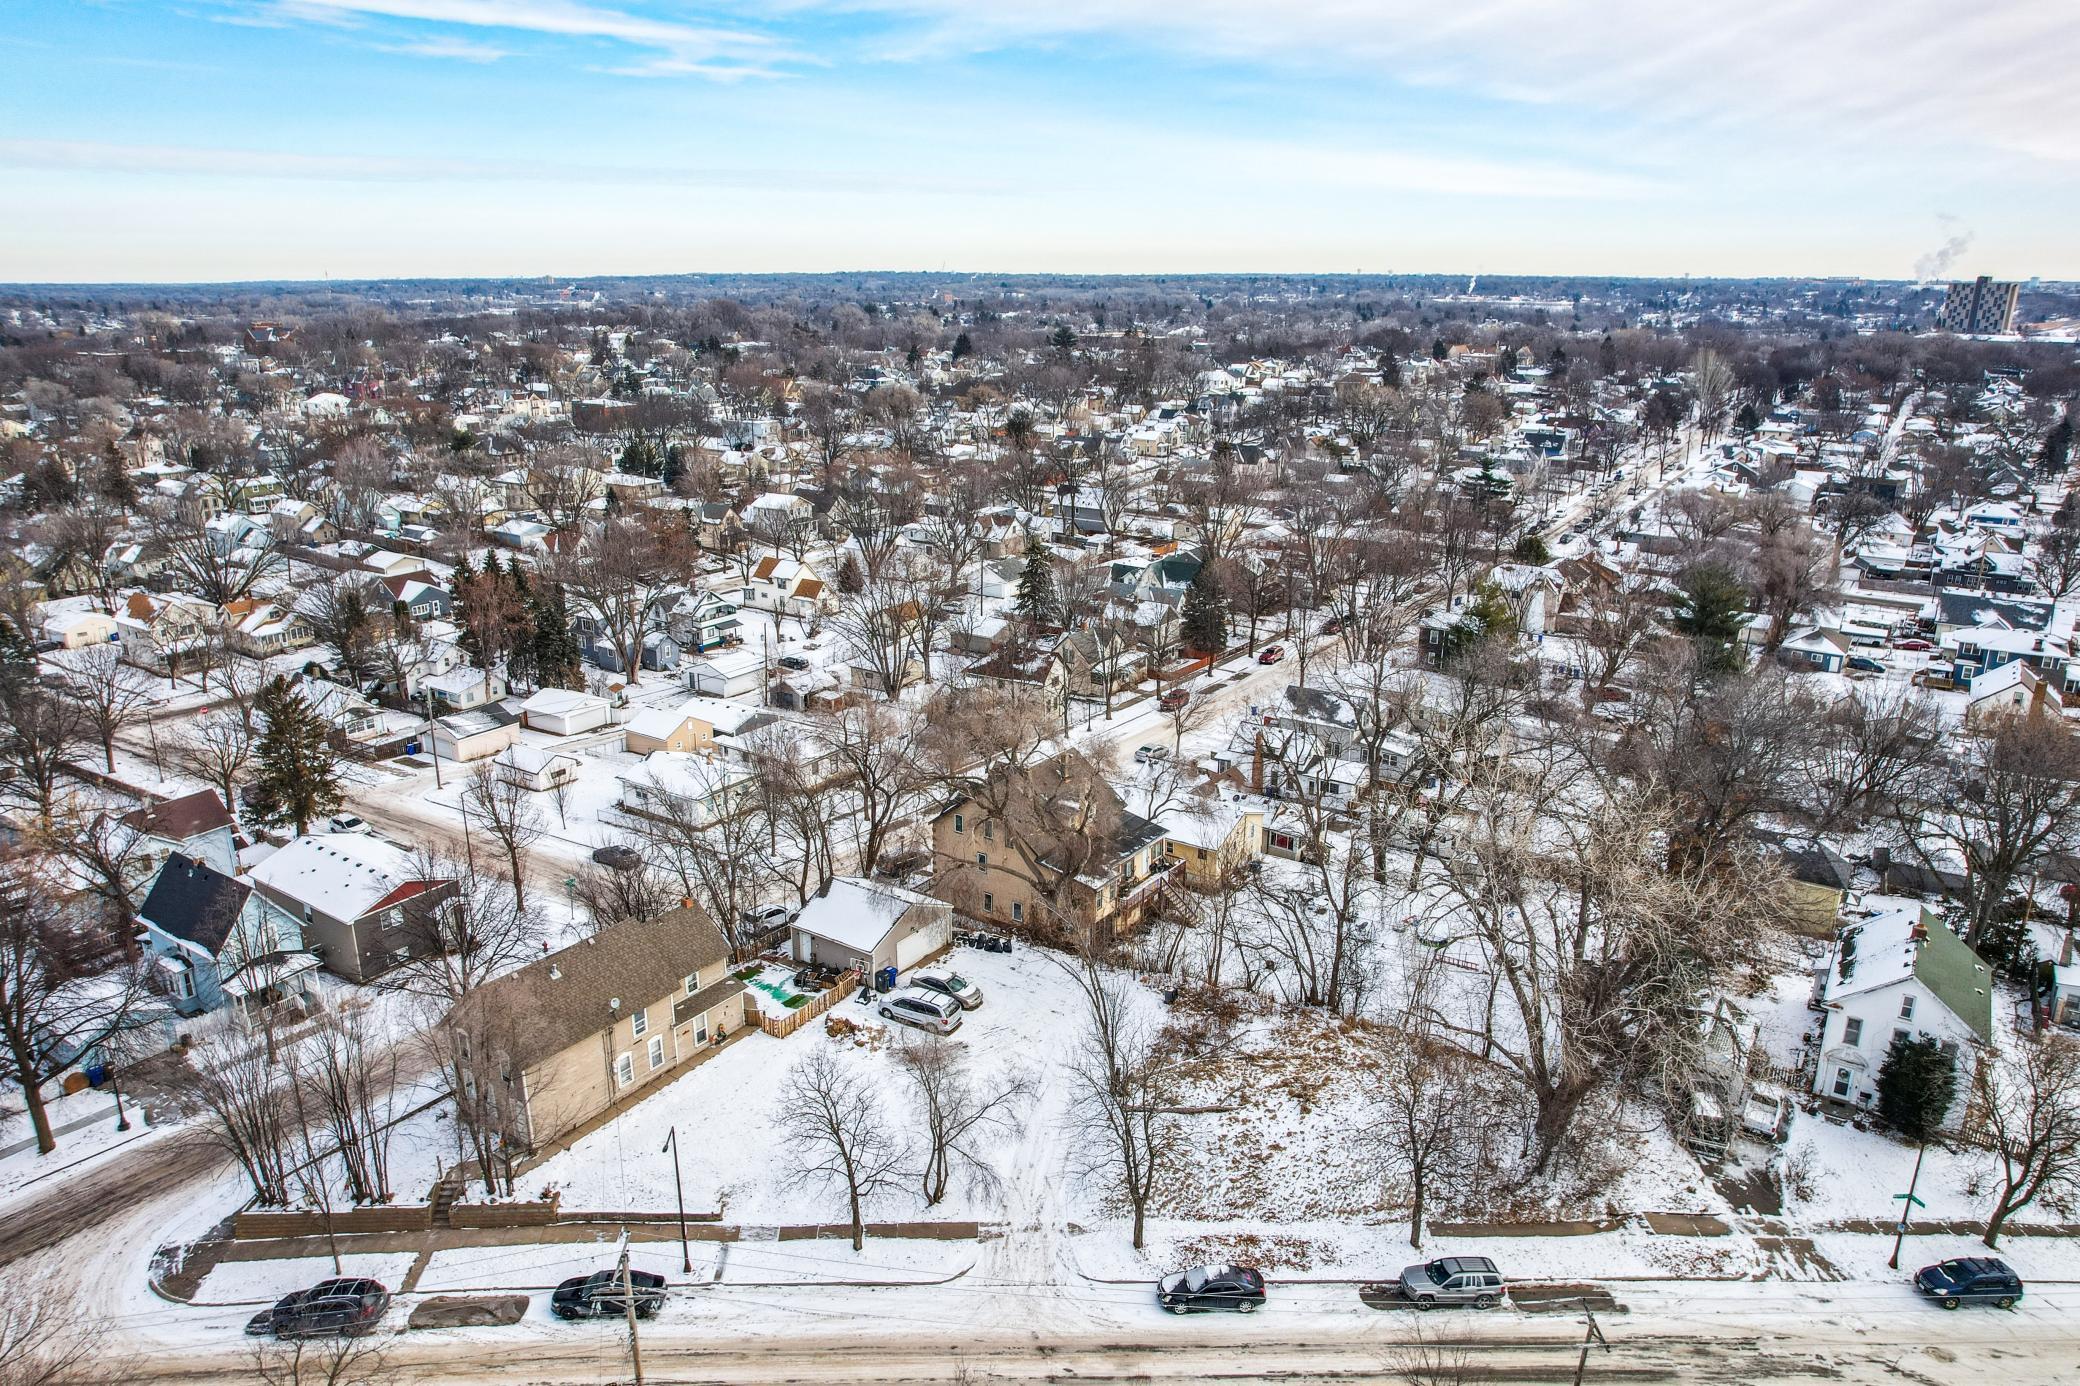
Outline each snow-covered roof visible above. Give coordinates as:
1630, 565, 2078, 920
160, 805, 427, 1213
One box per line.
791, 876, 940, 955
521, 687, 608, 717
248, 833, 424, 919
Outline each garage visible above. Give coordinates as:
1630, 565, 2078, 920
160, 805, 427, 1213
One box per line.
789, 876, 952, 978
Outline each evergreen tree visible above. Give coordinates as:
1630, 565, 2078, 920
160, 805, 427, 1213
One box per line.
529, 583, 584, 689
1012, 537, 1059, 628
100, 445, 138, 514
1876, 1034, 1958, 1144
0, 618, 37, 703
2040, 412, 2072, 476
1671, 562, 1749, 674
248, 677, 344, 835
836, 550, 865, 595
951, 331, 973, 362
1049, 325, 1077, 353
1180, 565, 1229, 654
1733, 401, 1762, 438
451, 552, 483, 669
1430, 337, 1448, 361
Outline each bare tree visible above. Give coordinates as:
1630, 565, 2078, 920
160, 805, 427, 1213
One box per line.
1973, 1035, 2080, 1249
246, 1328, 390, 1386
629, 766, 776, 959
895, 1036, 1031, 1207
174, 1014, 297, 1205
1058, 951, 1187, 1249
143, 500, 282, 605
0, 686, 85, 826
822, 702, 926, 876
780, 1045, 905, 1251
552, 514, 690, 687
293, 1003, 404, 1206
174, 710, 254, 820
571, 857, 676, 934
50, 643, 150, 774
0, 1299, 106, 1386
463, 762, 543, 912
1798, 685, 1944, 831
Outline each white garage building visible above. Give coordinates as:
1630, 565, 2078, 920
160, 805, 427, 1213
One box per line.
790, 877, 952, 977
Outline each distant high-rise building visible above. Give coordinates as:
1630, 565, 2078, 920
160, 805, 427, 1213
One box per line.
1935, 276, 2020, 334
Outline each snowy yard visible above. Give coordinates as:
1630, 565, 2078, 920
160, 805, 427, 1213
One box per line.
198, 1252, 420, 1304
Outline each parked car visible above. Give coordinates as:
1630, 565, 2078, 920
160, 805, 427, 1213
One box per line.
245, 1278, 391, 1338
878, 988, 963, 1034
738, 902, 794, 934
1157, 1263, 1266, 1314
1398, 1256, 1505, 1309
1892, 638, 1933, 652
1846, 655, 1887, 675
551, 1268, 668, 1320
592, 844, 642, 871
908, 966, 984, 1009
1913, 1257, 2023, 1310
1133, 744, 1170, 765
1256, 645, 1285, 665
326, 814, 367, 834
1158, 688, 1190, 712
1318, 617, 1344, 635
777, 654, 811, 671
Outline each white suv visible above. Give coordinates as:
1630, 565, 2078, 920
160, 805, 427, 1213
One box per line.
878, 988, 963, 1035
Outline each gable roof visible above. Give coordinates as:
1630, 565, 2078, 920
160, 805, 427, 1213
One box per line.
123, 789, 235, 844
791, 877, 943, 955
138, 853, 251, 956
248, 833, 427, 920
446, 905, 735, 1072
1827, 905, 1994, 1043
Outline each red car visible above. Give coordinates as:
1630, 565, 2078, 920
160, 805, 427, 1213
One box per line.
1158, 688, 1190, 712
1892, 638, 1933, 652
1256, 646, 1286, 665
1318, 618, 1344, 635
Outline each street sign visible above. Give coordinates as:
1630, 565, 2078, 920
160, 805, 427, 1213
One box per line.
1893, 1192, 1926, 1209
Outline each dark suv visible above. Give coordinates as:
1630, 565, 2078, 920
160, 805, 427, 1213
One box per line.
1157, 1263, 1266, 1313
551, 1268, 667, 1320
244, 1278, 391, 1338
1913, 1257, 2024, 1309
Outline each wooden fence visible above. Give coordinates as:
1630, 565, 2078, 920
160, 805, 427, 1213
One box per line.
755, 969, 860, 1039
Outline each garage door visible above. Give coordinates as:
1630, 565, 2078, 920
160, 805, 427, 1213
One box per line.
895, 915, 950, 970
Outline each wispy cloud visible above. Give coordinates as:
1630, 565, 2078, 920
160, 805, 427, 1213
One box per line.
375, 34, 512, 61
815, 0, 2080, 169
239, 0, 793, 78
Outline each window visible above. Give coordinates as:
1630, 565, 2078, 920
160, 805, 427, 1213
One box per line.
1894, 1029, 1911, 1051
977, 852, 988, 866
1842, 1018, 1863, 1047
1832, 1067, 1852, 1098
695, 1018, 709, 1044
171, 966, 195, 1000
1899, 995, 1916, 1021
631, 1009, 648, 1039
1011, 902, 1024, 923
982, 892, 994, 913
615, 1053, 634, 1086
647, 1035, 666, 1070
983, 823, 994, 841
684, 972, 700, 996
953, 813, 964, 834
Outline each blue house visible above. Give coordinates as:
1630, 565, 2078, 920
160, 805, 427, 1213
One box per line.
137, 853, 320, 1032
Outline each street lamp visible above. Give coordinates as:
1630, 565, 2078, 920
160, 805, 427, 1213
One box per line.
661, 1126, 692, 1273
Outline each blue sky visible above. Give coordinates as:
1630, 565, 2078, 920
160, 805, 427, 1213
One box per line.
3, 1, 2076, 282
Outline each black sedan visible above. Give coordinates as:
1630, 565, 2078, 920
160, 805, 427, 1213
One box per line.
551, 1268, 667, 1320
244, 1278, 391, 1338
1914, 1257, 2024, 1309
1157, 1264, 1266, 1314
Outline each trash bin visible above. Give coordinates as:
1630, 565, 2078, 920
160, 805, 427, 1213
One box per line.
876, 966, 898, 993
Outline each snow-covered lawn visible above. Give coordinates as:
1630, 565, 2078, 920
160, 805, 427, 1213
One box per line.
0, 1085, 178, 1210
198, 1252, 420, 1304
415, 1240, 712, 1292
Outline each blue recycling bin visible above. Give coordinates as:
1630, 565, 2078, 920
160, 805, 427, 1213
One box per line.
875, 966, 898, 993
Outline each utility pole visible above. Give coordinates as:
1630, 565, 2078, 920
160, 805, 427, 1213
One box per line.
424, 687, 443, 789
617, 1235, 645, 1385
1572, 1300, 1608, 1386
1888, 1138, 1929, 1270
662, 1126, 691, 1273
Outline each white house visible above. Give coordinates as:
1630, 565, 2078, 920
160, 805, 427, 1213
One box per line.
684, 646, 768, 699
519, 687, 613, 736
494, 743, 583, 792
1809, 904, 1994, 1127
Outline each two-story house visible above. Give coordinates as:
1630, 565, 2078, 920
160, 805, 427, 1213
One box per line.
442, 905, 745, 1156
136, 853, 321, 1032
247, 834, 457, 985
929, 750, 1178, 942
1809, 904, 1994, 1128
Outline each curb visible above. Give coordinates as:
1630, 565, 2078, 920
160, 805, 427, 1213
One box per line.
177, 1262, 975, 1308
